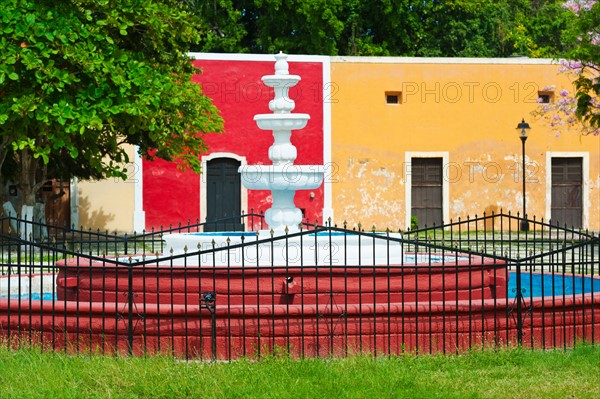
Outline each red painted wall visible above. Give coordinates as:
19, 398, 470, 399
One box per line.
143, 59, 325, 230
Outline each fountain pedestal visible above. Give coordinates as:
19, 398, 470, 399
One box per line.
239, 52, 324, 233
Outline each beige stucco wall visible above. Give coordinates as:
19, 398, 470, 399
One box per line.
76, 144, 136, 232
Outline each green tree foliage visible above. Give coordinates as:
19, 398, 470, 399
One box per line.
563, 1, 600, 131
341, 0, 428, 56
189, 0, 247, 53
533, 1, 599, 135
191, 0, 574, 58
239, 0, 345, 55
0, 0, 223, 212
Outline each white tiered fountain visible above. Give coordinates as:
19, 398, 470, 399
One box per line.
163, 53, 402, 266
239, 52, 323, 232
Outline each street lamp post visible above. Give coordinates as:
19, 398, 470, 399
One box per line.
516, 118, 531, 231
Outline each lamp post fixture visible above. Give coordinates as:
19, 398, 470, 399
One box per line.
516, 118, 531, 231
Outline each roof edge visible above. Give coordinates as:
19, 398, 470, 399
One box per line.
331, 56, 558, 65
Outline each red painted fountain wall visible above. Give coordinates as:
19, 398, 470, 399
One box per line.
142, 58, 325, 230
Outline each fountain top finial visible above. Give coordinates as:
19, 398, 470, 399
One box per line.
274, 52, 289, 75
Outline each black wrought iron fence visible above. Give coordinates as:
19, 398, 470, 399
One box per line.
0, 212, 598, 360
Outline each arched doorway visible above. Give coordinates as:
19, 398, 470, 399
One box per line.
205, 158, 243, 231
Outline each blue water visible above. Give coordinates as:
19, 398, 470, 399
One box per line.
2, 292, 57, 301
404, 254, 468, 264
187, 231, 369, 237
188, 232, 257, 237
507, 272, 600, 299
2, 273, 598, 301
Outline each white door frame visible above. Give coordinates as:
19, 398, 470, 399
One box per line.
200, 152, 248, 224
404, 152, 450, 229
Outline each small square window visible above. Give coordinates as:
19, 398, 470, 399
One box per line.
538, 91, 554, 104
386, 91, 402, 105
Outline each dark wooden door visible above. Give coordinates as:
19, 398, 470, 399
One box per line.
411, 158, 443, 228
206, 158, 243, 232
551, 157, 582, 228
41, 179, 70, 228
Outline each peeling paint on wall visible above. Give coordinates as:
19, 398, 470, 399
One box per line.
332, 60, 599, 230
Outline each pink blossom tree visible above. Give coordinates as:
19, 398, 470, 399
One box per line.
535, 1, 599, 135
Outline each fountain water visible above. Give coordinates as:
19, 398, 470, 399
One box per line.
163, 53, 403, 266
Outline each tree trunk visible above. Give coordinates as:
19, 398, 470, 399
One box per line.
18, 148, 49, 240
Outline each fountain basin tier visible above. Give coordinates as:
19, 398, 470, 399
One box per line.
53, 255, 508, 306
254, 113, 309, 130
261, 74, 301, 87
239, 165, 324, 191
162, 230, 408, 266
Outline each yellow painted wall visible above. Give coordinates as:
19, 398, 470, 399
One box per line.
76, 144, 136, 232
330, 57, 600, 230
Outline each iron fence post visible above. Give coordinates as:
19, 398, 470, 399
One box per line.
127, 263, 134, 356
515, 260, 523, 346
201, 292, 217, 361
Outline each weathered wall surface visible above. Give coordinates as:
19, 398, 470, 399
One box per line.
331, 58, 599, 230
77, 144, 136, 232
76, 56, 599, 232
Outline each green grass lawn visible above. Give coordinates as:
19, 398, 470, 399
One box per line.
0, 344, 598, 399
